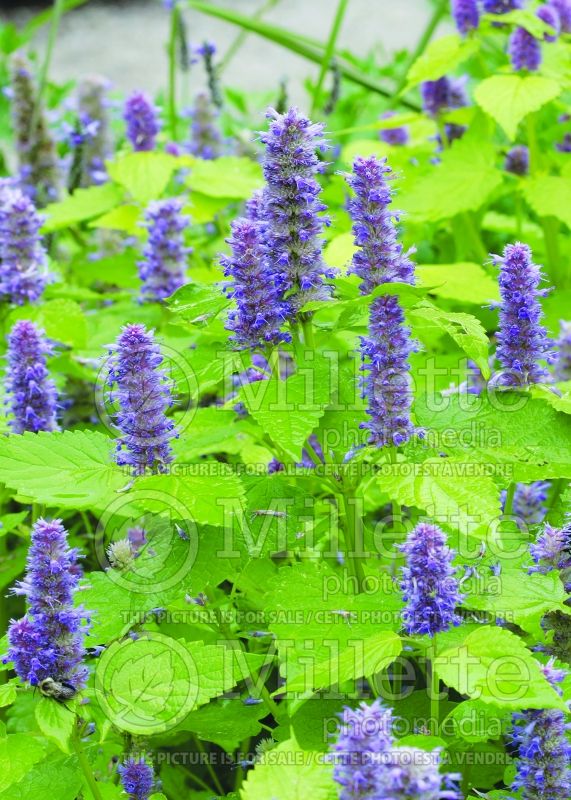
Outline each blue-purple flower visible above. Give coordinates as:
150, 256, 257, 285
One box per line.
260, 106, 334, 314
529, 521, 571, 583
420, 76, 468, 117
482, 0, 522, 12
554, 321, 571, 380
0, 186, 50, 305
400, 522, 463, 636
106, 324, 176, 474
5, 518, 89, 689
374, 746, 461, 800
221, 215, 290, 349
9, 53, 60, 206
493, 242, 552, 386
537, 4, 562, 40
549, 0, 571, 32
187, 92, 222, 160
511, 661, 571, 800
5, 320, 58, 434
451, 0, 480, 35
332, 699, 395, 799
196, 40, 222, 109
379, 112, 409, 146
138, 198, 191, 302
503, 481, 551, 526
505, 145, 530, 176
118, 756, 155, 800
124, 91, 161, 152
509, 27, 542, 71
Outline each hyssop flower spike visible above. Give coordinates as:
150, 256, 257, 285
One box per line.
138, 198, 191, 302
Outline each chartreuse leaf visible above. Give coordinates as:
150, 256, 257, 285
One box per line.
240, 737, 336, 800
187, 156, 263, 199
474, 74, 560, 140
522, 175, 571, 230
444, 698, 512, 743
0, 683, 17, 707
0, 755, 83, 800
0, 431, 125, 509
417, 263, 499, 305
90, 203, 143, 236
42, 183, 123, 232
168, 282, 230, 324
8, 298, 88, 348
107, 151, 178, 204
176, 699, 267, 751
0, 734, 46, 793
399, 136, 503, 222
409, 301, 490, 377
35, 697, 75, 753
405, 34, 478, 90
436, 626, 567, 710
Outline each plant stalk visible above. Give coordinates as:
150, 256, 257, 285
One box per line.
311, 0, 349, 115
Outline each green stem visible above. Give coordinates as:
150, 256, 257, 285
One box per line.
71, 725, 104, 800
36, 0, 66, 111
311, 0, 349, 115
461, 212, 487, 263
341, 491, 365, 593
541, 216, 562, 286
194, 736, 224, 796
393, 0, 448, 97
430, 644, 440, 737
218, 0, 282, 74
503, 482, 516, 518
514, 191, 523, 239
526, 114, 539, 175
301, 316, 316, 350
168, 5, 181, 141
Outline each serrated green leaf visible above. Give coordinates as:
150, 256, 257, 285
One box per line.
417, 263, 499, 305
90, 203, 142, 235
0, 755, 83, 800
0, 683, 17, 707
522, 175, 571, 230
405, 34, 478, 90
8, 299, 88, 348
0, 431, 124, 509
0, 734, 45, 793
187, 156, 263, 199
241, 738, 336, 800
107, 152, 178, 204
168, 282, 230, 324
444, 698, 511, 743
474, 74, 560, 140
42, 184, 123, 232
34, 697, 74, 753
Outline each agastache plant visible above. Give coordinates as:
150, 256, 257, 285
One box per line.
118, 756, 155, 800
124, 91, 161, 151
260, 106, 334, 314
76, 74, 111, 186
197, 41, 222, 109
379, 111, 409, 146
554, 321, 571, 380
9, 54, 60, 206
5, 518, 89, 689
493, 242, 552, 386
549, 0, 571, 32
374, 746, 461, 799
530, 521, 571, 585
187, 92, 222, 159
511, 661, 571, 800
503, 481, 551, 527
221, 214, 290, 349
345, 155, 417, 448
0, 186, 50, 305
5, 320, 58, 434
451, 0, 480, 35
504, 145, 529, 176
537, 4, 561, 40
420, 76, 468, 117
509, 27, 542, 71
138, 198, 191, 302
106, 324, 176, 474
400, 522, 463, 636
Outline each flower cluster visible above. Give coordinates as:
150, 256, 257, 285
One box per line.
5, 320, 58, 434
5, 518, 89, 689
400, 522, 463, 636
138, 198, 191, 302
124, 91, 161, 152
530, 521, 571, 585
482, 0, 522, 12
554, 321, 571, 380
9, 54, 60, 206
221, 215, 290, 349
504, 145, 529, 176
76, 74, 111, 186
118, 756, 155, 800
550, 0, 571, 32
511, 661, 571, 800
375, 747, 461, 800
537, 4, 561, 41
0, 186, 50, 305
451, 0, 480, 35
187, 92, 222, 160
260, 106, 334, 313
420, 76, 468, 117
503, 481, 551, 527
493, 242, 552, 386
509, 26, 542, 71
379, 111, 409, 146
196, 40, 222, 109
106, 324, 176, 474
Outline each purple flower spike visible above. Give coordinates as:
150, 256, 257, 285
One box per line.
375, 746, 462, 800
549, 0, 571, 32
118, 756, 155, 800
483, 0, 522, 11
346, 156, 415, 292
187, 92, 222, 160
511, 661, 571, 800
509, 27, 542, 71
529, 521, 571, 580
379, 112, 409, 146
537, 4, 561, 40
503, 481, 551, 526
451, 0, 480, 35
221, 216, 290, 349
505, 145, 529, 176
0, 186, 50, 305
5, 518, 89, 689
9, 53, 60, 206
5, 320, 58, 434
332, 699, 395, 799
77, 75, 111, 187
554, 321, 571, 380
106, 324, 176, 474
493, 242, 552, 386
138, 198, 191, 302
400, 522, 463, 636
124, 91, 160, 152
420, 76, 468, 117
260, 106, 334, 314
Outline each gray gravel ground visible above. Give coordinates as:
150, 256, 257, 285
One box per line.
2, 1, 451, 103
